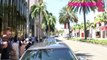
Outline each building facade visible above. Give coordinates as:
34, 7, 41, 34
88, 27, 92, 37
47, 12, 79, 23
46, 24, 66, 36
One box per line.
0, 0, 25, 31
0, 0, 39, 37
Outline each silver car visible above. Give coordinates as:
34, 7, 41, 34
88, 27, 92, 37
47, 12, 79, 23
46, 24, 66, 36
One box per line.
19, 42, 78, 60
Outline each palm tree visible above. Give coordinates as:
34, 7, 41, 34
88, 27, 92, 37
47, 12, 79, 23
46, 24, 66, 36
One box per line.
31, 2, 47, 41
42, 12, 56, 35
94, 12, 107, 25
73, 24, 82, 30
68, 0, 98, 39
59, 6, 78, 38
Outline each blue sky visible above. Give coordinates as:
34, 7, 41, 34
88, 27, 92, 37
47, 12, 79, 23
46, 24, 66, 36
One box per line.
44, 0, 95, 29
44, 0, 69, 18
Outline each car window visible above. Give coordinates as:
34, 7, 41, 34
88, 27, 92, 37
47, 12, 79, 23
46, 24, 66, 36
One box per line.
21, 48, 77, 60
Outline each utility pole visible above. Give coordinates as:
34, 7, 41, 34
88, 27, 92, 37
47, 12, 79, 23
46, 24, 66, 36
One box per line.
26, 0, 29, 38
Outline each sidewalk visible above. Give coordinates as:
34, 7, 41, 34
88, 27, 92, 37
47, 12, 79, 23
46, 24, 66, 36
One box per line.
56, 37, 107, 60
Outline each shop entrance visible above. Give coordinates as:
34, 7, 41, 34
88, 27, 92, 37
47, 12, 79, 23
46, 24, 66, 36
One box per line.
96, 32, 100, 38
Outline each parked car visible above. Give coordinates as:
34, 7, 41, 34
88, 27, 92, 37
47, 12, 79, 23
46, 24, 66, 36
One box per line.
44, 37, 62, 43
19, 42, 78, 60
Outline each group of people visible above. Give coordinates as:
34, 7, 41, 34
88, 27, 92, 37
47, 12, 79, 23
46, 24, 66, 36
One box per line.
0, 27, 35, 60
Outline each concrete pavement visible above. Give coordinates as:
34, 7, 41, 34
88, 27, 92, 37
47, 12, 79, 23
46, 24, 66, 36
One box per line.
56, 37, 107, 60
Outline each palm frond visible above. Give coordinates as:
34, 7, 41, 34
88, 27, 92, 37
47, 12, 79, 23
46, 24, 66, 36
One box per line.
68, 0, 97, 13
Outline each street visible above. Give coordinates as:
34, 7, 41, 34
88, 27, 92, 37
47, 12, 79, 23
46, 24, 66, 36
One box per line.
56, 37, 107, 60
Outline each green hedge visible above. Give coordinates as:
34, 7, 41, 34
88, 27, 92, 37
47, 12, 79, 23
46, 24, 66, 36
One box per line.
68, 38, 107, 45
80, 39, 107, 45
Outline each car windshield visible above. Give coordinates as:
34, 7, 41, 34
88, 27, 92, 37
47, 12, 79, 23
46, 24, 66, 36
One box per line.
21, 48, 77, 60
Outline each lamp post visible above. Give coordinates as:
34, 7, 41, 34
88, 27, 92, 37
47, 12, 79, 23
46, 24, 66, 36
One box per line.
26, 0, 29, 38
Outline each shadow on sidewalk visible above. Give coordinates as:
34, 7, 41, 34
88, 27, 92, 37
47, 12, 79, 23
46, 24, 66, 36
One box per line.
75, 52, 93, 60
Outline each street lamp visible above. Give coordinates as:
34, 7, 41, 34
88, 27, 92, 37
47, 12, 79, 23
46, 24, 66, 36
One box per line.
26, 0, 29, 38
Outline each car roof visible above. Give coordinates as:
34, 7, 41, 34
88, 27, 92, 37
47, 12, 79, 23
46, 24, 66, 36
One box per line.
28, 42, 68, 50
20, 42, 78, 60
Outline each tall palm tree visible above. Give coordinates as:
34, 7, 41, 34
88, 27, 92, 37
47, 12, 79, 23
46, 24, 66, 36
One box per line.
42, 12, 56, 35
68, 0, 98, 39
59, 6, 78, 38
47, 13, 56, 32
31, 2, 47, 41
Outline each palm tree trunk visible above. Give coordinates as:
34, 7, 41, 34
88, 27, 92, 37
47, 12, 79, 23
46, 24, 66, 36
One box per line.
34, 18, 37, 37
48, 24, 50, 36
38, 13, 41, 42
83, 6, 87, 40
68, 21, 71, 38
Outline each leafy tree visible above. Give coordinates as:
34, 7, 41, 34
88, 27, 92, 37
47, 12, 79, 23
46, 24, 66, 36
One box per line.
95, 12, 107, 23
59, 6, 78, 37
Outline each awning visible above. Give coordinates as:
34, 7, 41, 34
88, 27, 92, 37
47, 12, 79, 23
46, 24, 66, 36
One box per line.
100, 26, 107, 31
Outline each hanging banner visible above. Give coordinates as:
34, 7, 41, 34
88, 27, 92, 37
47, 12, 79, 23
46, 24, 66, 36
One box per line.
68, 0, 105, 12
68, 2, 96, 7
96, 0, 105, 12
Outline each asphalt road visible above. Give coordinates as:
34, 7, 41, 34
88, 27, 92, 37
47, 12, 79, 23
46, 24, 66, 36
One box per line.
56, 37, 107, 60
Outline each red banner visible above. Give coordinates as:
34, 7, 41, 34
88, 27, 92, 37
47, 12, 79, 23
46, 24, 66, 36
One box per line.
96, 0, 105, 12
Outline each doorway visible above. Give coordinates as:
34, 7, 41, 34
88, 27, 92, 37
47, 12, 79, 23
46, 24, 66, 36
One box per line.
96, 31, 100, 38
